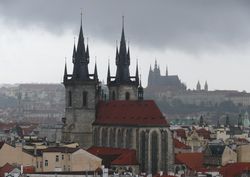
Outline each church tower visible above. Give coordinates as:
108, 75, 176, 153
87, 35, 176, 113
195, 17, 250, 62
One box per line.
107, 18, 139, 100
62, 16, 98, 148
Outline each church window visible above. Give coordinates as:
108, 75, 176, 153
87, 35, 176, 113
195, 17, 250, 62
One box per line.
125, 92, 130, 100
161, 131, 168, 171
140, 131, 146, 172
82, 91, 88, 107
117, 129, 123, 147
151, 131, 159, 175
112, 91, 116, 100
68, 91, 72, 107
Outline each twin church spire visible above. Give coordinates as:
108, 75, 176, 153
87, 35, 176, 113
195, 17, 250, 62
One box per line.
107, 17, 139, 86
64, 15, 140, 96
64, 15, 97, 83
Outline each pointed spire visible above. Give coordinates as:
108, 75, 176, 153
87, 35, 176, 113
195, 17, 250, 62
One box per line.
72, 41, 76, 63
85, 38, 89, 63
136, 59, 139, 84
63, 58, 68, 82
127, 44, 130, 65
94, 58, 98, 80
150, 65, 152, 71
107, 59, 111, 84
115, 45, 119, 65
76, 12, 86, 62
154, 59, 157, 69
166, 65, 168, 76
196, 80, 201, 91
138, 74, 144, 101
72, 13, 90, 81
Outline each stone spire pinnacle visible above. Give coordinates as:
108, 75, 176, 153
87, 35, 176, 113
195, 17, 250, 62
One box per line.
107, 59, 111, 84
136, 59, 139, 84
63, 59, 68, 82
94, 59, 98, 80
166, 65, 168, 76
72, 14, 90, 81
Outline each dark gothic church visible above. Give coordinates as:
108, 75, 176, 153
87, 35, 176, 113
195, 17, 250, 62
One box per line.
62, 17, 173, 174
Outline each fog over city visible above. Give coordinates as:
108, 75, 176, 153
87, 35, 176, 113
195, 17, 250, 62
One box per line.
0, 0, 250, 91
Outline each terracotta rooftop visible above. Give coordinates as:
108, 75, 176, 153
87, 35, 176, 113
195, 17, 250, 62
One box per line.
94, 100, 168, 127
173, 129, 186, 139
175, 153, 204, 171
196, 128, 211, 139
220, 162, 250, 177
87, 146, 138, 166
173, 138, 190, 149
0, 163, 15, 177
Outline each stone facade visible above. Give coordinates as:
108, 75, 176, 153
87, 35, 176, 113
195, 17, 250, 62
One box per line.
109, 85, 138, 101
93, 125, 173, 174
63, 82, 98, 148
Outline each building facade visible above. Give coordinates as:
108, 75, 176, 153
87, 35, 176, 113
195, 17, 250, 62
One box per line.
61, 18, 173, 174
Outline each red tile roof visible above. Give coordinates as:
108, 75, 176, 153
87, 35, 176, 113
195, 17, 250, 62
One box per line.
94, 100, 168, 126
87, 146, 138, 166
173, 138, 191, 149
220, 163, 250, 177
0, 163, 15, 177
173, 129, 186, 139
196, 128, 211, 139
175, 153, 204, 171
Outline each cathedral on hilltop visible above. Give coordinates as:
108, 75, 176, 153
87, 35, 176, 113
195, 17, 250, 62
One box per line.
62, 17, 173, 174
147, 60, 186, 92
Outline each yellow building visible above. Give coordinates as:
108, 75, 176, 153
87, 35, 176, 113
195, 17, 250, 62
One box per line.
0, 142, 101, 172
42, 147, 102, 172
0, 142, 42, 171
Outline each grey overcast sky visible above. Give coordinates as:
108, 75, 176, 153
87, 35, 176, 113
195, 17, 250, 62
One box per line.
0, 0, 250, 91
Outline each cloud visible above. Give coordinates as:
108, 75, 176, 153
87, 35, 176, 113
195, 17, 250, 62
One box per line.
1, 0, 250, 53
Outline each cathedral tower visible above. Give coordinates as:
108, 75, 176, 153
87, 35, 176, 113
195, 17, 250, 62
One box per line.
107, 18, 139, 100
62, 16, 98, 148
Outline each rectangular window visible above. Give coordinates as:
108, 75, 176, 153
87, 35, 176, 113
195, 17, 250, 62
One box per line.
56, 155, 59, 162
40, 161, 43, 168
68, 91, 72, 107
62, 154, 64, 160
45, 160, 48, 167
82, 91, 88, 107
36, 161, 38, 168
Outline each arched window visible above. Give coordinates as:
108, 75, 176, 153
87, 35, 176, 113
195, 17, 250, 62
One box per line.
125, 92, 130, 100
68, 91, 72, 107
82, 91, 88, 107
151, 131, 159, 175
140, 131, 146, 172
112, 91, 116, 100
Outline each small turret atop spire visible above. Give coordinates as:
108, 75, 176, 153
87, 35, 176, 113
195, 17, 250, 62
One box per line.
136, 59, 139, 84
72, 42, 76, 64
63, 59, 68, 82
154, 59, 157, 69
94, 59, 98, 81
107, 60, 111, 84
85, 42, 89, 62
138, 74, 144, 100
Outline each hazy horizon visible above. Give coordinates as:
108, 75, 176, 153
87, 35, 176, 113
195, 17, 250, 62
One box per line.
1, 1, 250, 91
